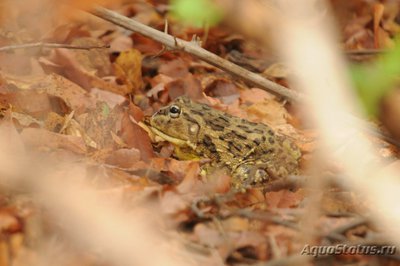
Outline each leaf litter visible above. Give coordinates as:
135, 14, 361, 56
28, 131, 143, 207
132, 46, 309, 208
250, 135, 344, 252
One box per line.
0, 1, 399, 266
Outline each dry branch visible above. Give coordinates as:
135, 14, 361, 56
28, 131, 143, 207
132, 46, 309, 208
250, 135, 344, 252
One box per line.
0, 42, 110, 52
89, 6, 304, 102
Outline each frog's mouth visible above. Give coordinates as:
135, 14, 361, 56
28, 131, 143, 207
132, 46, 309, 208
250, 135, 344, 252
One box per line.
138, 120, 196, 150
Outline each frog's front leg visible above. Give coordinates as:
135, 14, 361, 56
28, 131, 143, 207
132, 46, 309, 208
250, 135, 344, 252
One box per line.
231, 162, 288, 191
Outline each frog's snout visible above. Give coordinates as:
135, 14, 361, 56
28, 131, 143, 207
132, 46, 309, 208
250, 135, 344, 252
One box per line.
154, 108, 168, 116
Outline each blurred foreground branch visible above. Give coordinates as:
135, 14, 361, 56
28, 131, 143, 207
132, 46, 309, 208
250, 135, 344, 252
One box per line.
268, 0, 400, 246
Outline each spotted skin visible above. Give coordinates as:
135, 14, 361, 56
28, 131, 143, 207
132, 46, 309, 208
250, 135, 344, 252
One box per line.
148, 96, 301, 190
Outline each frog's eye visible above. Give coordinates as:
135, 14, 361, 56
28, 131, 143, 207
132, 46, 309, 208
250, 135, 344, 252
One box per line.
169, 105, 181, 118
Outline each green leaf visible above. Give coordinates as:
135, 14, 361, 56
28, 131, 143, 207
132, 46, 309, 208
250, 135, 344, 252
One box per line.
170, 0, 223, 27
351, 38, 400, 116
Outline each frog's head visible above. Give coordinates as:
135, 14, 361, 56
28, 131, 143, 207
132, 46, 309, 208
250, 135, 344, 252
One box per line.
149, 96, 203, 146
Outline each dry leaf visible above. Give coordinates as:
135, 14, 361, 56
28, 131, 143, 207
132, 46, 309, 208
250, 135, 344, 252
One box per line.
166, 74, 203, 100
54, 48, 129, 95
120, 112, 154, 162
265, 189, 305, 209
263, 63, 291, 79
34, 73, 96, 114
70, 37, 111, 76
158, 58, 189, 78
20, 128, 86, 154
240, 88, 275, 104
105, 148, 141, 168
246, 100, 290, 126
114, 49, 143, 93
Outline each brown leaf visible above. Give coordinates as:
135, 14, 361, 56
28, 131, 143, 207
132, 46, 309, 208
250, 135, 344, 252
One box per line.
131, 33, 163, 54
53, 48, 129, 95
11, 112, 43, 128
158, 58, 189, 78
20, 128, 86, 154
194, 223, 225, 248
203, 76, 240, 104
120, 112, 154, 161
90, 88, 126, 109
0, 53, 43, 76
0, 118, 26, 157
105, 148, 141, 168
34, 73, 96, 115
109, 35, 133, 53
0, 90, 53, 119
70, 37, 111, 76
166, 74, 203, 100
263, 63, 291, 79
240, 88, 275, 105
193, 223, 267, 260
175, 162, 202, 193
204, 170, 231, 194
146, 74, 174, 99
160, 191, 189, 215
0, 210, 21, 234
380, 88, 400, 140
265, 189, 305, 208
76, 102, 123, 149
221, 217, 249, 232
114, 49, 143, 93
246, 100, 291, 126
321, 191, 365, 214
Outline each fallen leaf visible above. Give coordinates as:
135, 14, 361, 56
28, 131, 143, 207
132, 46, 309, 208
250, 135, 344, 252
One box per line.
120, 112, 154, 161
11, 112, 43, 128
265, 189, 305, 209
114, 49, 143, 93
90, 88, 126, 109
34, 73, 96, 114
105, 148, 141, 168
203, 76, 240, 104
240, 88, 275, 105
222, 216, 249, 232
380, 88, 400, 140
246, 100, 291, 126
0, 210, 21, 233
54, 48, 129, 95
166, 74, 203, 100
70, 37, 111, 76
321, 191, 364, 214
0, 117, 26, 156
109, 35, 133, 53
131, 33, 163, 54
76, 102, 123, 149
194, 223, 225, 248
263, 63, 291, 79
20, 128, 87, 154
158, 58, 189, 78
160, 190, 189, 215
0, 90, 53, 119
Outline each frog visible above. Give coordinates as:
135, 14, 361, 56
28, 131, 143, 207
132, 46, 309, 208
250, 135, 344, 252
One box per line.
145, 96, 301, 190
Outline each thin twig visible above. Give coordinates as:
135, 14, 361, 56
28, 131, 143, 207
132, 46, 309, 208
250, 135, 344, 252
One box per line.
89, 6, 304, 102
0, 42, 110, 52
